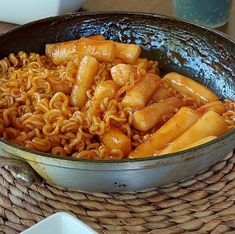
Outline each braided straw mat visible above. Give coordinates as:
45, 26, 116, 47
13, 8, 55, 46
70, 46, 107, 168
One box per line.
0, 153, 235, 233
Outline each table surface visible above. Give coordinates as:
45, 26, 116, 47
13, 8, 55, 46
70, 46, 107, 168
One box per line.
0, 0, 234, 39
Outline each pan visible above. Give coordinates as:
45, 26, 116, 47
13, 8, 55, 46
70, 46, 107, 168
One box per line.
0, 12, 234, 192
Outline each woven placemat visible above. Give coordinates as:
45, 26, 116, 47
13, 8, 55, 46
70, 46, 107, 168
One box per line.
0, 153, 235, 234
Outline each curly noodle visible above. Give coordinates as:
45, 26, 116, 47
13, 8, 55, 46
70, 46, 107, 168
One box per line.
0, 49, 234, 160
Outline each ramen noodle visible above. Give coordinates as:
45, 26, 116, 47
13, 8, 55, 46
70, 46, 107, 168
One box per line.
0, 35, 234, 160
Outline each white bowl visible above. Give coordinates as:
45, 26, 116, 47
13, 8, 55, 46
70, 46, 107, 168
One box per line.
20, 212, 97, 234
0, 0, 86, 24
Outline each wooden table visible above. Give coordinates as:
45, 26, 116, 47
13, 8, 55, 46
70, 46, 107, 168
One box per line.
0, 0, 234, 39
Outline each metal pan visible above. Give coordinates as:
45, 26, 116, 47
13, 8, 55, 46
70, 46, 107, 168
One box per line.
0, 12, 234, 192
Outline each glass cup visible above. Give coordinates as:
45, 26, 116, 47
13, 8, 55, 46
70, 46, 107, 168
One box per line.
173, 0, 233, 28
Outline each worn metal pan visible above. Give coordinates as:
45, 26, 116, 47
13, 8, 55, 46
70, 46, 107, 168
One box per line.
0, 12, 234, 192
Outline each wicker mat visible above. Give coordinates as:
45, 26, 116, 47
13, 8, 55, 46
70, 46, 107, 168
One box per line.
0, 153, 235, 233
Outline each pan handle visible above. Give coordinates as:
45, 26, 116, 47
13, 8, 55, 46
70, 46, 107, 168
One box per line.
0, 156, 42, 186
